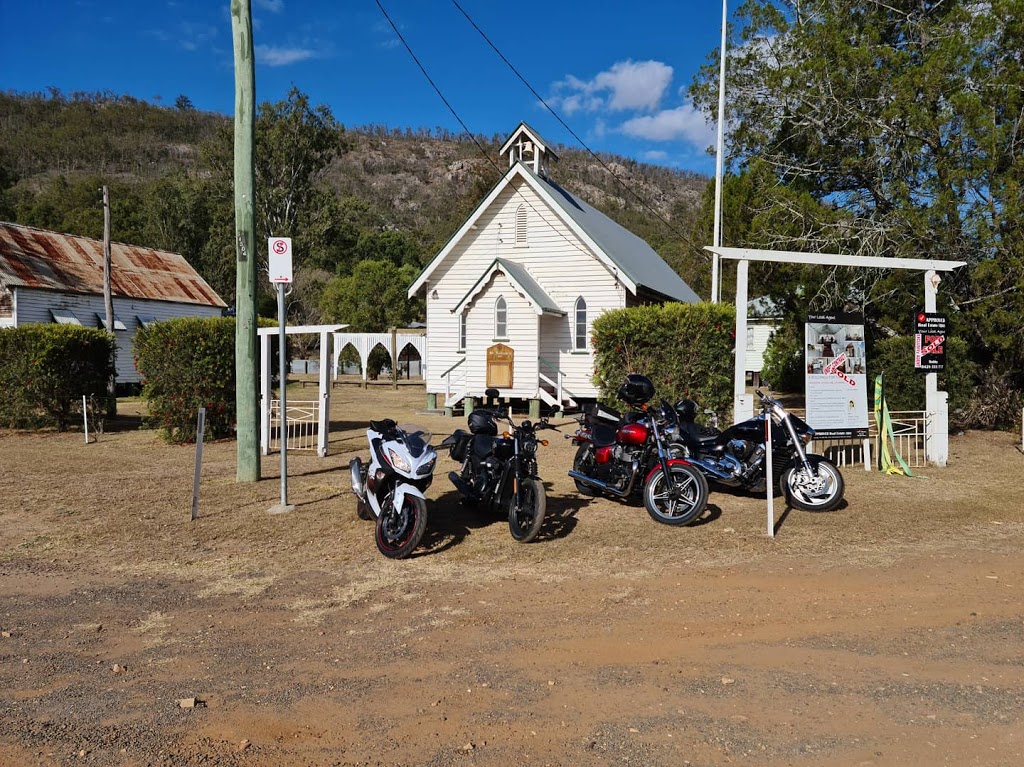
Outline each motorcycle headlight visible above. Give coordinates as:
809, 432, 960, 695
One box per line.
417, 456, 436, 476
387, 448, 411, 472
523, 440, 537, 455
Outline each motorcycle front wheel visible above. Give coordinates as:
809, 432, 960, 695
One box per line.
508, 477, 546, 543
571, 444, 600, 497
375, 493, 428, 559
643, 464, 709, 526
780, 456, 844, 512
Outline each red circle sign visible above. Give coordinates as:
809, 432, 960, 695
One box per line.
273, 240, 288, 255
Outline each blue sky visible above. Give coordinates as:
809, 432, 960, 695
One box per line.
1, 1, 729, 174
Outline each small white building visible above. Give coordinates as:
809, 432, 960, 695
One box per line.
0, 222, 226, 385
408, 123, 700, 413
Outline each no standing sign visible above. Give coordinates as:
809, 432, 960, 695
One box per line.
268, 237, 293, 284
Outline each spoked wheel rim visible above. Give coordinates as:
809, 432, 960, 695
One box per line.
785, 461, 843, 509
644, 465, 707, 526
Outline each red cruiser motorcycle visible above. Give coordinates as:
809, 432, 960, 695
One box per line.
568, 375, 709, 526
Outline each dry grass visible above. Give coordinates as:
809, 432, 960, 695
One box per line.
2, 385, 1023, 609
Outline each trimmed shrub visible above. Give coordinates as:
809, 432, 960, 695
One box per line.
0, 324, 115, 430
135, 317, 237, 443
591, 302, 735, 419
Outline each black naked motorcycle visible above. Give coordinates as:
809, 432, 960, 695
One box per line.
672, 389, 845, 512
569, 374, 709, 526
440, 389, 558, 543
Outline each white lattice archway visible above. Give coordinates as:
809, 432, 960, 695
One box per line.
333, 331, 428, 381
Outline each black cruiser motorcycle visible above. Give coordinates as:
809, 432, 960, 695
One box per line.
672, 389, 845, 512
569, 374, 709, 526
440, 389, 558, 543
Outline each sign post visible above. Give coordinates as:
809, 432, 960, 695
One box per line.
268, 237, 295, 515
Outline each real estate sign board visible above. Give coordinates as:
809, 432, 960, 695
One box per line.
913, 312, 947, 371
805, 311, 869, 439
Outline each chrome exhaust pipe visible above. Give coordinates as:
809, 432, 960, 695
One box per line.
568, 458, 640, 498
349, 457, 366, 499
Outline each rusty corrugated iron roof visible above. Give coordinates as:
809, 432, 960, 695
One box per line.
0, 222, 227, 308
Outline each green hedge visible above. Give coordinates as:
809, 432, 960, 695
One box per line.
591, 302, 735, 418
135, 317, 238, 443
0, 324, 115, 430
134, 316, 284, 443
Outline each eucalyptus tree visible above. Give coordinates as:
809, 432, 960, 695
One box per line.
691, 0, 1024, 382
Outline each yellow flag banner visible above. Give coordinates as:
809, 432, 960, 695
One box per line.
873, 374, 915, 477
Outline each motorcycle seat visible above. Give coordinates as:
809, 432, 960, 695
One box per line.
370, 418, 398, 435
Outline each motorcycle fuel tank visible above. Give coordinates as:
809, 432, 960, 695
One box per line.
617, 422, 648, 446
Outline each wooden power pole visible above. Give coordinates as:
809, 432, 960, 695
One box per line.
101, 185, 117, 413
231, 0, 260, 482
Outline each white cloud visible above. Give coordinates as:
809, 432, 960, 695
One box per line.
551, 59, 673, 114
255, 0, 284, 12
620, 104, 715, 147
256, 44, 316, 66
642, 150, 668, 161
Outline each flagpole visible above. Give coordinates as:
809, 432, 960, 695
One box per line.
711, 0, 727, 303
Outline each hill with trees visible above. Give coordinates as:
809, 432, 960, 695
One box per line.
0, 88, 711, 334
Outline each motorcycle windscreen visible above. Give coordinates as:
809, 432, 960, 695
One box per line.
398, 424, 433, 457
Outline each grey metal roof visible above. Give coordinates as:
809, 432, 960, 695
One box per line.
454, 258, 564, 316
534, 171, 700, 303
496, 259, 563, 315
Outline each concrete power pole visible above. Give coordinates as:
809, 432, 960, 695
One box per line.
101, 185, 117, 413
231, 0, 260, 482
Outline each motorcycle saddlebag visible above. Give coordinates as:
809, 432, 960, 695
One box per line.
447, 431, 473, 463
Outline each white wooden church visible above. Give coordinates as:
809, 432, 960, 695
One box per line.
408, 122, 700, 413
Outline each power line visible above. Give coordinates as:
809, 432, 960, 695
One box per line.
374, 0, 596, 261
450, 0, 705, 257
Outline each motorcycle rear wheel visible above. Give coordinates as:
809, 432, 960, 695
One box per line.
508, 477, 546, 543
375, 494, 428, 559
780, 456, 844, 512
643, 464, 709, 526
571, 444, 600, 497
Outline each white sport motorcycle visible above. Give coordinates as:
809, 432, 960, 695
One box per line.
349, 419, 437, 559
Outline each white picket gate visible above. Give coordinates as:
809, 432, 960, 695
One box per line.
269, 400, 320, 452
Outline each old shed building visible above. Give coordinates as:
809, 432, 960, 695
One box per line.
0, 222, 226, 385
408, 122, 700, 413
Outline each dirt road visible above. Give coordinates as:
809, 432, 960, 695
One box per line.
2, 387, 1022, 766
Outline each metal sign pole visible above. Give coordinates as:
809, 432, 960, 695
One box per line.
267, 235, 295, 514
192, 407, 206, 521
765, 411, 774, 537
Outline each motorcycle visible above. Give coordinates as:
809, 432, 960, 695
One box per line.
569, 374, 709, 526
349, 419, 437, 559
440, 389, 557, 543
672, 389, 845, 512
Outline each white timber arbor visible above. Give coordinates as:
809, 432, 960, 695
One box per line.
258, 324, 347, 457
706, 246, 967, 466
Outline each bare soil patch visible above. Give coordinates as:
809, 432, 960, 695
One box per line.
2, 385, 1023, 766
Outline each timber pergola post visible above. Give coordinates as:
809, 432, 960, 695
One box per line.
706, 246, 966, 466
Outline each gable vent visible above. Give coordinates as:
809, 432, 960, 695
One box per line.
515, 205, 528, 246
